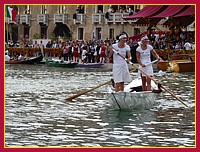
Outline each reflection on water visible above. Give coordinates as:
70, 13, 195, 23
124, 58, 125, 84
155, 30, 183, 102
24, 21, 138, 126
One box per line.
5, 64, 195, 147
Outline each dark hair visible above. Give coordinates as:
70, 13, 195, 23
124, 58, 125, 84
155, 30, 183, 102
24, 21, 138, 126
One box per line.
121, 31, 128, 38
116, 35, 119, 40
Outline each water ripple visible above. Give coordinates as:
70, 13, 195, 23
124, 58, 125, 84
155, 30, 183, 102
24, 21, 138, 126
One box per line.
5, 64, 195, 147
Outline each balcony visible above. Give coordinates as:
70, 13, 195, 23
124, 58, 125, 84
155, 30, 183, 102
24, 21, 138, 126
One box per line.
37, 14, 49, 26
19, 14, 31, 25
54, 14, 67, 24
92, 14, 104, 24
105, 13, 133, 24
74, 14, 86, 24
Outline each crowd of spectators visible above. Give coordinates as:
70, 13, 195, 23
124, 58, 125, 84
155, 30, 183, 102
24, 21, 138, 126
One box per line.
5, 30, 195, 63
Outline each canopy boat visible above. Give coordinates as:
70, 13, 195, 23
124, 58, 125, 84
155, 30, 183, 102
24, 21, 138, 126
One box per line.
106, 77, 159, 110
5, 55, 43, 64
45, 58, 78, 68
75, 63, 104, 68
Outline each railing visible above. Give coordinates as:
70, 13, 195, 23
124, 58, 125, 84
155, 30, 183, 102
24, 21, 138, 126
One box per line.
37, 14, 49, 26
74, 14, 86, 24
92, 14, 104, 24
54, 14, 67, 24
105, 13, 133, 24
20, 14, 31, 25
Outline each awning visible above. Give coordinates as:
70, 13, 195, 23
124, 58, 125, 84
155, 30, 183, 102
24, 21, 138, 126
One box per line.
173, 5, 194, 17
150, 5, 187, 18
163, 5, 195, 27
124, 5, 164, 20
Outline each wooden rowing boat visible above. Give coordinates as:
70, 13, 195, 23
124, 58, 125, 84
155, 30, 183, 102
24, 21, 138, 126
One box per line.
169, 61, 195, 72
106, 77, 159, 110
5, 55, 43, 64
157, 60, 195, 72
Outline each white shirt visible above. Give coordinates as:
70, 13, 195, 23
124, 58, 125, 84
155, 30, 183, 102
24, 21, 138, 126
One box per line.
184, 42, 191, 50
136, 44, 153, 64
112, 43, 130, 65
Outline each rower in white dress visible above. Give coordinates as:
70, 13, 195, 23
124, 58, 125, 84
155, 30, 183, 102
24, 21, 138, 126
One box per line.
109, 33, 132, 92
136, 35, 162, 91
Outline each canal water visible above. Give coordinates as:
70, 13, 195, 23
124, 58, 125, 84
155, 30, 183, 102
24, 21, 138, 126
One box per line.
5, 64, 195, 147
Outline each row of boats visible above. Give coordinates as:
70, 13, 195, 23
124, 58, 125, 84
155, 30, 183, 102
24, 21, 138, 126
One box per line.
5, 54, 194, 110
5, 54, 195, 72
5, 55, 105, 68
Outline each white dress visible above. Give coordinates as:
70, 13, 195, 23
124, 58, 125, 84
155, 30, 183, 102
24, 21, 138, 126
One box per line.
112, 43, 131, 83
136, 44, 153, 76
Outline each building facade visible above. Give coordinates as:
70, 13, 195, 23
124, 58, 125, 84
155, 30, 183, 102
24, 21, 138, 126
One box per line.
5, 4, 148, 43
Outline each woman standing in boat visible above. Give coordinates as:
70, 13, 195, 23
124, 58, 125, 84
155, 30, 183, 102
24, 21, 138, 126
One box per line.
108, 33, 132, 92
136, 35, 161, 91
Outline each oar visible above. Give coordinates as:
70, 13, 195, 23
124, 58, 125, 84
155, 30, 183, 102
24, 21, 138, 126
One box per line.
65, 79, 113, 101
65, 60, 157, 101
112, 49, 188, 107
129, 60, 158, 73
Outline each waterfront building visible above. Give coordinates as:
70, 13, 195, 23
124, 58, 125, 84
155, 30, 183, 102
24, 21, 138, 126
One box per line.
5, 5, 147, 42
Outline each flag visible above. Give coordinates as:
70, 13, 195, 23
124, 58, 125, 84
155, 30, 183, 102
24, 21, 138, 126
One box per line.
6, 5, 17, 22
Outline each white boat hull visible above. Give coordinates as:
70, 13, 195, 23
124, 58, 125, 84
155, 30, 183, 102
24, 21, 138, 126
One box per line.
106, 78, 158, 110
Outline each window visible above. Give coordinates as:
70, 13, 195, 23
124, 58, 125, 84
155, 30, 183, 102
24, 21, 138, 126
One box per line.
41, 5, 47, 14
25, 5, 30, 14
135, 5, 141, 12
134, 28, 140, 36
77, 5, 85, 14
58, 5, 66, 14
24, 25, 29, 39
41, 26, 47, 39
96, 28, 101, 40
97, 5, 103, 13
109, 28, 114, 40
78, 28, 84, 40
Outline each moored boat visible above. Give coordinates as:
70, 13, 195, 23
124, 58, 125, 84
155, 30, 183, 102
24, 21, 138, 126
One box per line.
106, 77, 159, 110
5, 55, 43, 64
169, 61, 195, 72
45, 59, 78, 68
157, 59, 195, 72
75, 63, 104, 68
20, 55, 43, 64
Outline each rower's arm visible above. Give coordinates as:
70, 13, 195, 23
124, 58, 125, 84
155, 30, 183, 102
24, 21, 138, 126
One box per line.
151, 49, 161, 60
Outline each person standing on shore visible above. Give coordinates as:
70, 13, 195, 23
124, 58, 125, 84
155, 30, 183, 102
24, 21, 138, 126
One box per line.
108, 33, 132, 92
136, 35, 162, 91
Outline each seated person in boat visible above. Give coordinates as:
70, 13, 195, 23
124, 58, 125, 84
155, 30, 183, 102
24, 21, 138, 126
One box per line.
18, 54, 24, 60
108, 32, 132, 92
5, 52, 10, 61
136, 35, 162, 91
